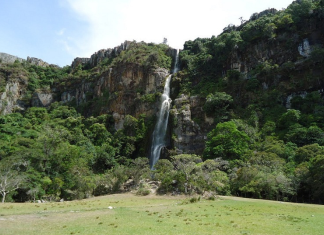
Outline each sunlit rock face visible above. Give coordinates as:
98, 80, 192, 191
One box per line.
27, 57, 50, 67
170, 95, 213, 155
0, 53, 24, 64
31, 92, 54, 107
0, 81, 27, 114
60, 62, 170, 129
71, 41, 132, 70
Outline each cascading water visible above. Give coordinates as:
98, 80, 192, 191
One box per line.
149, 50, 179, 169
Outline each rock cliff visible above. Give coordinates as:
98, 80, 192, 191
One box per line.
0, 55, 55, 114
0, 53, 24, 64
71, 41, 132, 70
0, 78, 28, 114
1, 2, 324, 157
170, 94, 212, 155
61, 63, 170, 130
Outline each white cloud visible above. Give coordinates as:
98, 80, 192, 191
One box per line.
62, 0, 126, 58
63, 0, 294, 57
58, 39, 72, 53
57, 28, 66, 36
120, 0, 294, 49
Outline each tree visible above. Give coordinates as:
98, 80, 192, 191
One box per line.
239, 16, 246, 24
203, 92, 233, 121
69, 162, 96, 199
295, 143, 324, 164
35, 124, 70, 174
286, 0, 315, 23
308, 155, 324, 203
204, 121, 250, 160
260, 121, 276, 138
87, 123, 111, 146
172, 154, 202, 194
235, 166, 260, 198
278, 109, 301, 129
128, 157, 150, 186
91, 144, 117, 173
0, 158, 26, 203
154, 159, 176, 193
196, 160, 229, 195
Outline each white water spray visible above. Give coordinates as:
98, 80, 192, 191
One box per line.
149, 50, 179, 169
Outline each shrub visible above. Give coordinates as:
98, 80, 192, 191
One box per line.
189, 197, 200, 203
136, 183, 150, 196
203, 92, 233, 121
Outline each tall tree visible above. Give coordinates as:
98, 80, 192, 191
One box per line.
0, 158, 26, 203
204, 121, 250, 160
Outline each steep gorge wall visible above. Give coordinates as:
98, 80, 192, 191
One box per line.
170, 95, 212, 155
170, 9, 324, 155
60, 64, 170, 129
1, 9, 324, 157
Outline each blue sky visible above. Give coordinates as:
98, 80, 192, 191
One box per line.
0, 0, 294, 67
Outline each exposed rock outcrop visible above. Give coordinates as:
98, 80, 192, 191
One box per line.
27, 57, 50, 67
0, 79, 27, 114
0, 53, 24, 64
71, 57, 90, 70
31, 91, 54, 107
61, 63, 170, 129
71, 41, 132, 70
170, 94, 213, 155
0, 53, 53, 67
249, 8, 278, 21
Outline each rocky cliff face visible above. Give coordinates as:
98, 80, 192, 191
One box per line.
0, 52, 55, 68
0, 78, 28, 114
61, 63, 170, 130
0, 42, 175, 134
0, 54, 56, 114
171, 5, 324, 155
1, 5, 324, 157
0, 53, 24, 64
31, 91, 55, 107
71, 41, 132, 70
71, 41, 179, 71
27, 57, 50, 67
170, 94, 213, 155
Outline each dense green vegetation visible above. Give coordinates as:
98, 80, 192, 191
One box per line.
0, 41, 174, 203
178, 0, 324, 95
0, 104, 152, 202
170, 0, 324, 203
113, 42, 172, 70
1, 0, 324, 205
0, 41, 172, 94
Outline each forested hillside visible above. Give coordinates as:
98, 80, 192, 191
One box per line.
1, 0, 324, 204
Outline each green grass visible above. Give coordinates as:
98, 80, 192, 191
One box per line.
0, 194, 323, 235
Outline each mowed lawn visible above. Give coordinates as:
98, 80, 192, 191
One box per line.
0, 193, 323, 235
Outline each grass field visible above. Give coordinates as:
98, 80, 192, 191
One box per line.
0, 193, 323, 235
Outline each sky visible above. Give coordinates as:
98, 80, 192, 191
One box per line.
0, 0, 294, 67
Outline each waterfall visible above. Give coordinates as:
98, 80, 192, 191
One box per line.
149, 50, 179, 169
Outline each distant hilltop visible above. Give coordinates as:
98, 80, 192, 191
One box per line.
0, 52, 24, 64
0, 52, 57, 68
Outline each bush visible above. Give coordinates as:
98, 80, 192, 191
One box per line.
136, 188, 150, 196
136, 183, 150, 196
203, 92, 233, 118
204, 121, 250, 160
189, 196, 200, 203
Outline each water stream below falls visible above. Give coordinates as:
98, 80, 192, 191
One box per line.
149, 50, 179, 169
